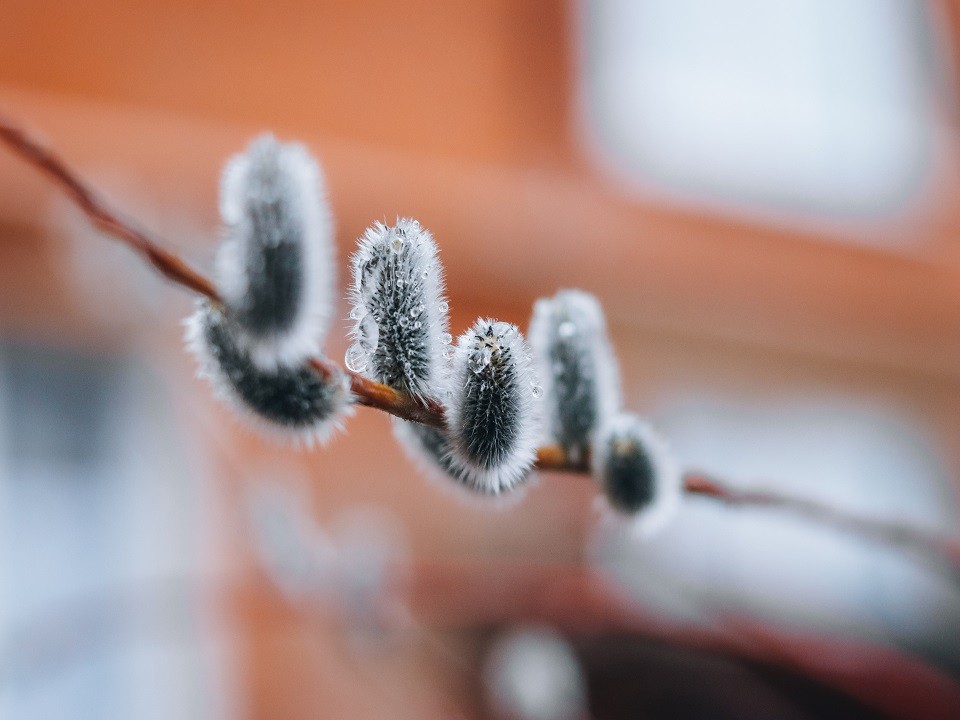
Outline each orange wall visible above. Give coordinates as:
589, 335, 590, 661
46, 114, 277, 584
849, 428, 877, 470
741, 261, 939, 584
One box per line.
3, 2, 960, 717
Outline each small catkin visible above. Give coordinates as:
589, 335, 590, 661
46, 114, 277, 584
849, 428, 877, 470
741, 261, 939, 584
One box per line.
445, 319, 541, 494
186, 301, 351, 445
592, 412, 681, 536
529, 289, 620, 464
348, 219, 466, 485
215, 134, 335, 368
347, 218, 450, 401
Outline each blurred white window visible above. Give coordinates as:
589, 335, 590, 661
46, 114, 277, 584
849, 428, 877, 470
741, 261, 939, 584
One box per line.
581, 0, 941, 221
0, 346, 230, 720
597, 396, 960, 671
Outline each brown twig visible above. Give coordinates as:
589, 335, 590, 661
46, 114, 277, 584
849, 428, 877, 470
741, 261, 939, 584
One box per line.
683, 471, 960, 578
2, 112, 958, 578
0, 116, 220, 301
0, 113, 445, 430
334, 361, 445, 428
537, 444, 960, 576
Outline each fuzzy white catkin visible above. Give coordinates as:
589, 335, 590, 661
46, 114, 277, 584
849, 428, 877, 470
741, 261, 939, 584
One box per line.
592, 412, 681, 537
529, 289, 620, 463
445, 319, 541, 494
215, 134, 335, 369
347, 218, 450, 401
348, 219, 474, 488
186, 301, 352, 446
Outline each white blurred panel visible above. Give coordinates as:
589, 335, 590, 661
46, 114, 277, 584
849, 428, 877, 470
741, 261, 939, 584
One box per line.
593, 396, 960, 670
581, 0, 938, 224
0, 347, 233, 720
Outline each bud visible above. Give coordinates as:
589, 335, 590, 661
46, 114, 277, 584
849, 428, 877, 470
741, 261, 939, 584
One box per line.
347, 218, 450, 402
529, 289, 620, 464
186, 301, 351, 445
215, 134, 334, 368
592, 412, 681, 536
445, 319, 541, 494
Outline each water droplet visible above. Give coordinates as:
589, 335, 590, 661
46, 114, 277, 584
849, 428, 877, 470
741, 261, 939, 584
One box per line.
360, 257, 380, 296
390, 236, 404, 253
399, 316, 409, 328
358, 314, 379, 352
396, 278, 405, 289
438, 301, 449, 314
443, 346, 455, 359
440, 332, 452, 345
557, 321, 577, 340
421, 270, 429, 279
413, 321, 422, 329
409, 306, 420, 318
360, 276, 378, 301
490, 321, 515, 339
345, 343, 368, 373
349, 306, 365, 321
531, 382, 544, 399
403, 360, 412, 374
470, 346, 493, 374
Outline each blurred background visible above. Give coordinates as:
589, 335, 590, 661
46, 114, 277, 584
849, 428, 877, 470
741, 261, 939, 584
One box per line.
1, 1, 960, 718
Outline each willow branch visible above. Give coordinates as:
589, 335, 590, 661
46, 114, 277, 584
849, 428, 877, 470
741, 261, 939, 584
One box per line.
683, 471, 960, 577
0, 117, 219, 301
2, 112, 958, 578
0, 114, 445, 430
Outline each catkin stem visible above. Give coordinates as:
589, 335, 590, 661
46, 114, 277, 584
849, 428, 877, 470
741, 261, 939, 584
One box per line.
2, 112, 958, 580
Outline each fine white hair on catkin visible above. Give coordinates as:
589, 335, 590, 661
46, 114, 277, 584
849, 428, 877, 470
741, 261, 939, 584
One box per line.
591, 412, 681, 537
215, 133, 335, 369
529, 289, 620, 464
185, 300, 352, 446
390, 417, 531, 507
347, 218, 451, 402
445, 318, 542, 495
348, 218, 472, 489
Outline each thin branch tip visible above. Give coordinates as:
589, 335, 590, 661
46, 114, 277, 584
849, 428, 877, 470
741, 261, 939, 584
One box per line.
0, 114, 220, 301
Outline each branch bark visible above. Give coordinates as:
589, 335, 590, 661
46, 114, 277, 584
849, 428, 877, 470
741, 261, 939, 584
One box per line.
0, 113, 445, 429
3, 111, 958, 579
